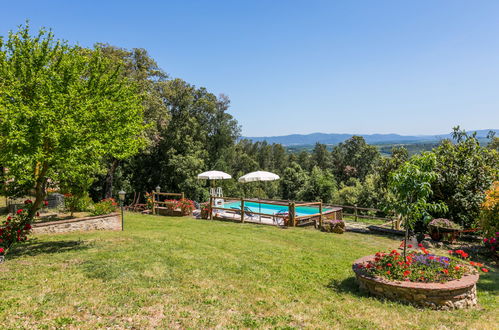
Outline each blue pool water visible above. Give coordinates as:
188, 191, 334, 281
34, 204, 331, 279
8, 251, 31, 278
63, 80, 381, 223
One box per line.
224, 201, 331, 216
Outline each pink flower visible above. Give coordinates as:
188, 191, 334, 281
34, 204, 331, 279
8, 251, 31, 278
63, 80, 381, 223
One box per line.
483, 238, 488, 243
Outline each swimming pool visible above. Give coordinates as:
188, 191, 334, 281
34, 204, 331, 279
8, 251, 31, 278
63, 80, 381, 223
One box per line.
224, 201, 332, 217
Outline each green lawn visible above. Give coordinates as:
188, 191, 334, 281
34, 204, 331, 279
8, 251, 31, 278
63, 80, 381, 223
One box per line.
0, 214, 497, 329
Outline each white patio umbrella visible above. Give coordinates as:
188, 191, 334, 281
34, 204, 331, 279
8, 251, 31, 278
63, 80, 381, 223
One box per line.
237, 171, 279, 183
197, 170, 232, 198
197, 170, 232, 180
238, 171, 280, 221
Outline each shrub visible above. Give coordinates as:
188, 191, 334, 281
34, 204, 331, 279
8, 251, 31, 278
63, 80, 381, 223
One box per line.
177, 198, 195, 215
428, 218, 462, 230
164, 199, 179, 211
64, 193, 92, 216
357, 246, 488, 283
0, 201, 33, 258
480, 181, 498, 237
200, 202, 210, 219
322, 219, 345, 234
91, 198, 118, 216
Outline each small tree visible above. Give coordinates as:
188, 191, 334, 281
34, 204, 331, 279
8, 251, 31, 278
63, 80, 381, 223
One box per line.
389, 153, 447, 259
0, 24, 145, 218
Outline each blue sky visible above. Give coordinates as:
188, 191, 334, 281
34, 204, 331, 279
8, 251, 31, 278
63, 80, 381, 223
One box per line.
1, 1, 499, 136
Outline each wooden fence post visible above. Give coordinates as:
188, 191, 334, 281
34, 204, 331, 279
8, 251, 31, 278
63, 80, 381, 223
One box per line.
152, 192, 156, 215
354, 204, 358, 222
241, 198, 245, 223
319, 201, 323, 229
181, 192, 185, 200
291, 202, 296, 227
209, 196, 213, 220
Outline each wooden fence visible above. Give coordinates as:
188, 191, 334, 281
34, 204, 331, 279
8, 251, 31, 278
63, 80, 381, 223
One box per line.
151, 192, 184, 215
208, 196, 341, 227
328, 204, 400, 229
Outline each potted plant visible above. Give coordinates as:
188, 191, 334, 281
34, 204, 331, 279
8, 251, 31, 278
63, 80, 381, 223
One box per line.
200, 202, 210, 219
428, 218, 462, 242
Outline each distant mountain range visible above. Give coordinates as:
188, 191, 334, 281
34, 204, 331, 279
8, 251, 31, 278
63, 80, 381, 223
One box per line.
244, 129, 498, 146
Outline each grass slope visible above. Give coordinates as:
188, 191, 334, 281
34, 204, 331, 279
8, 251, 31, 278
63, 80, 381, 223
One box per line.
0, 213, 497, 329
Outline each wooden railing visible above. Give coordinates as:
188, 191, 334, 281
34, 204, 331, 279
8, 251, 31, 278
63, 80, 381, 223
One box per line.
327, 204, 400, 229
152, 192, 184, 215
207, 197, 340, 227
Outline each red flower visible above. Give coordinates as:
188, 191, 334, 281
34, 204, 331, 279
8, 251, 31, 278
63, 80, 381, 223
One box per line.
418, 243, 423, 248
386, 271, 391, 275
0, 248, 4, 254
43, 200, 49, 206
442, 269, 449, 274
387, 263, 392, 267
481, 268, 489, 273
407, 244, 413, 248
403, 270, 411, 276
16, 209, 23, 214
24, 199, 32, 204
483, 238, 488, 243
454, 266, 460, 271
6, 216, 11, 221
448, 250, 453, 254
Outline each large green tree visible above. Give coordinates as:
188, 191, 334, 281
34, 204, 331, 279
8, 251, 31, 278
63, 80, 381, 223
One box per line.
0, 24, 145, 217
331, 136, 380, 183
430, 127, 499, 227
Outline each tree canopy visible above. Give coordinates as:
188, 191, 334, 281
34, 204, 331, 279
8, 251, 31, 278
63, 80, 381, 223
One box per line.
0, 24, 145, 215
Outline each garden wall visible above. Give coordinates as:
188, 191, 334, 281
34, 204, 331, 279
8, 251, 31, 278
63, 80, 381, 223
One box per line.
31, 213, 121, 234
352, 255, 479, 310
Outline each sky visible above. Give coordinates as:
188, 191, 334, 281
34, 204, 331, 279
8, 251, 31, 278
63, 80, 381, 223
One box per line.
1, 1, 499, 137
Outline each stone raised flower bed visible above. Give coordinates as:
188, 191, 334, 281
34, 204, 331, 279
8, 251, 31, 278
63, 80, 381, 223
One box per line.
352, 255, 479, 310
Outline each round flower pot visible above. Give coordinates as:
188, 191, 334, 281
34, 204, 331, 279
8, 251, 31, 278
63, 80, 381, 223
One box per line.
352, 255, 479, 310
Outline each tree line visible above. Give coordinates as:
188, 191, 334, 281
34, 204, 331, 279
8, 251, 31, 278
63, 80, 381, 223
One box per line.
1, 24, 498, 231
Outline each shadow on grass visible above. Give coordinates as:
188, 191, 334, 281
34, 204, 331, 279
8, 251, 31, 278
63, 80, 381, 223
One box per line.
327, 276, 367, 297
8, 239, 89, 259
477, 272, 499, 295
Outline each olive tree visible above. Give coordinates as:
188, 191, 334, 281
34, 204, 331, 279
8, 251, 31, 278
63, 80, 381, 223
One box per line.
0, 24, 145, 217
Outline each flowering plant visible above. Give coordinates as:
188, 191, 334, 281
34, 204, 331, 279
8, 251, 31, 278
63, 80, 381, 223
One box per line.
428, 218, 462, 230
91, 198, 117, 216
480, 181, 498, 238
200, 202, 210, 219
164, 199, 179, 211
483, 233, 498, 257
357, 245, 488, 283
177, 198, 195, 215
0, 200, 34, 257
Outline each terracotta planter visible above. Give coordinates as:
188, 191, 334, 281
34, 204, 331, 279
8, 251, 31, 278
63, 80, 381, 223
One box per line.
352, 255, 479, 310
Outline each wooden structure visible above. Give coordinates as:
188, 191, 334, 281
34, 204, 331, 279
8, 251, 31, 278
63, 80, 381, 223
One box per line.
329, 204, 399, 229
207, 196, 341, 227
151, 192, 185, 215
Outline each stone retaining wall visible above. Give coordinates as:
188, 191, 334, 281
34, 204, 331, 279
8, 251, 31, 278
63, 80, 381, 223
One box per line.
352, 255, 479, 310
32, 213, 121, 234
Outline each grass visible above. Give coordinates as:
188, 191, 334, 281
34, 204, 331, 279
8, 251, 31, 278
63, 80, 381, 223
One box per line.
0, 213, 497, 329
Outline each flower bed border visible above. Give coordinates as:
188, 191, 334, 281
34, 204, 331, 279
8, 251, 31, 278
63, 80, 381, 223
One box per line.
352, 255, 479, 310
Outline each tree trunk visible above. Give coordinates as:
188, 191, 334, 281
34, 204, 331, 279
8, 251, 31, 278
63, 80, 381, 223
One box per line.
29, 162, 49, 219
104, 159, 119, 199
